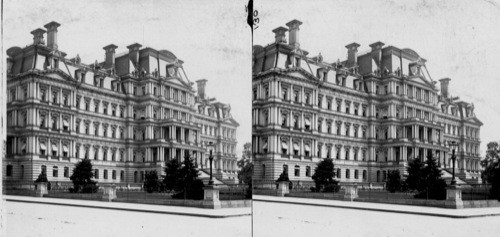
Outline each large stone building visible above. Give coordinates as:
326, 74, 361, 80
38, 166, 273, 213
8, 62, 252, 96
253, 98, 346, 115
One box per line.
252, 19, 482, 186
4, 21, 239, 184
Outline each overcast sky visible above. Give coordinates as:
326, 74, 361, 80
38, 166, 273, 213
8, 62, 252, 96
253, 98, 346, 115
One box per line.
3, 0, 252, 156
254, 0, 500, 156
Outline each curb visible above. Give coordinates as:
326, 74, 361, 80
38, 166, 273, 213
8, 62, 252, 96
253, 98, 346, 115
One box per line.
5, 197, 251, 219
253, 197, 500, 219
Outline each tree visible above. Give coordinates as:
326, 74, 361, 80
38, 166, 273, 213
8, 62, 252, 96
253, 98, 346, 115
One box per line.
276, 169, 290, 182
237, 142, 253, 185
481, 142, 500, 200
386, 170, 403, 193
164, 155, 205, 200
69, 158, 98, 193
143, 170, 160, 193
405, 156, 446, 200
311, 158, 339, 193
163, 158, 181, 191
237, 142, 253, 198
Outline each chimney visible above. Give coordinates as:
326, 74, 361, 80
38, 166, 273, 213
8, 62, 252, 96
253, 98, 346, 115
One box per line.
285, 19, 302, 48
345, 42, 360, 65
369, 41, 385, 69
103, 44, 118, 69
272, 26, 288, 44
31, 28, 46, 45
196, 79, 207, 99
127, 43, 142, 65
439, 78, 451, 98
43, 21, 61, 50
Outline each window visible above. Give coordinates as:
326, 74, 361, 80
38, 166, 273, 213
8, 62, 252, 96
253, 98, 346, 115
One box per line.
120, 170, 125, 180
362, 170, 367, 180
345, 102, 350, 114
281, 141, 288, 155
94, 169, 99, 179
103, 105, 108, 115
306, 166, 311, 177
336, 168, 341, 178
104, 170, 108, 179
63, 94, 68, 105
64, 167, 69, 177
53, 166, 58, 177
52, 91, 58, 104
294, 165, 300, 176
293, 143, 299, 156
6, 165, 13, 177
52, 117, 58, 130
327, 100, 332, 110
305, 93, 310, 104
293, 116, 299, 129
41, 165, 47, 175
281, 114, 288, 127
294, 90, 299, 102
346, 169, 350, 179
142, 86, 146, 95
85, 100, 90, 111
354, 104, 358, 115
336, 100, 341, 112
354, 170, 359, 179
264, 86, 269, 98
133, 86, 137, 95
41, 89, 47, 101
40, 114, 46, 128
354, 150, 358, 160
112, 170, 116, 179
336, 148, 340, 159
253, 88, 257, 100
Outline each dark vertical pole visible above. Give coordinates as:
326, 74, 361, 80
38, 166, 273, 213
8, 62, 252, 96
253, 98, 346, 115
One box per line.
451, 148, 456, 185
209, 149, 214, 185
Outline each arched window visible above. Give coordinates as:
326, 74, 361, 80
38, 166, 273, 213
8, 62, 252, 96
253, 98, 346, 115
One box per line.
336, 168, 341, 178
362, 170, 367, 180
346, 169, 350, 179
53, 166, 58, 177
120, 170, 125, 181
6, 165, 13, 177
294, 165, 300, 177
94, 169, 99, 179
64, 167, 69, 178
306, 166, 311, 177
112, 170, 116, 179
104, 170, 108, 179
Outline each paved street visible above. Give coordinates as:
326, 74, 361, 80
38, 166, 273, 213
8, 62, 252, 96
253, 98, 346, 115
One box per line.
253, 196, 500, 237
3, 198, 251, 237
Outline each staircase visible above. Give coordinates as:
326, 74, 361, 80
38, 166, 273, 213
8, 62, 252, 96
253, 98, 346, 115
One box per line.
441, 168, 485, 185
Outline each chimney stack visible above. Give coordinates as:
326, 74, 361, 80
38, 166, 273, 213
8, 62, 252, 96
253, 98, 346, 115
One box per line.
439, 78, 451, 98
285, 19, 302, 48
345, 42, 360, 65
103, 44, 118, 69
369, 41, 385, 69
196, 79, 207, 100
127, 43, 142, 66
272, 26, 288, 44
44, 21, 61, 50
31, 28, 46, 45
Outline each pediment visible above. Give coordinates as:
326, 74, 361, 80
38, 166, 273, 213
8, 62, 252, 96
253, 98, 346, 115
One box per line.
408, 76, 434, 89
165, 77, 191, 89
39, 69, 75, 82
283, 68, 317, 81
465, 116, 483, 126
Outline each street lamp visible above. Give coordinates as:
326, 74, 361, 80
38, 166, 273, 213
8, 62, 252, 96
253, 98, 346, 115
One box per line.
207, 142, 215, 186
448, 141, 458, 185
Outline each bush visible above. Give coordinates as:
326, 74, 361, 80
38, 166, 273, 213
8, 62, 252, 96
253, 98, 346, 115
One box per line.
34, 170, 48, 183
144, 170, 160, 193
406, 156, 447, 200
276, 170, 290, 182
386, 170, 403, 193
70, 158, 98, 193
312, 158, 339, 193
165, 155, 205, 200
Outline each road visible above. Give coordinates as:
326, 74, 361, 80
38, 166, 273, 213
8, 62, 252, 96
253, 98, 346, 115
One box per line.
3, 200, 251, 237
253, 199, 500, 237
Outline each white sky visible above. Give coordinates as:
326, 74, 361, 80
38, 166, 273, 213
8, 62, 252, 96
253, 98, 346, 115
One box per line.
254, 0, 500, 156
3, 0, 252, 156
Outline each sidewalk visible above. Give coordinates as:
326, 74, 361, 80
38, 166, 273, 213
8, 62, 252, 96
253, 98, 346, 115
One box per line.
4, 195, 251, 218
253, 195, 500, 218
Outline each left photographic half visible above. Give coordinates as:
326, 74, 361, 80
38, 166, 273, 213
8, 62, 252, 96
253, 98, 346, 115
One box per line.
1, 1, 252, 236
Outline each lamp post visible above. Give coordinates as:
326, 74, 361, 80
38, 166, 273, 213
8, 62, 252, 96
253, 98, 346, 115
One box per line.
207, 142, 215, 186
449, 141, 458, 185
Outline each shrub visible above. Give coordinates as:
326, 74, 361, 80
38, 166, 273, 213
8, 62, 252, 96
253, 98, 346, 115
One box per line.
312, 158, 339, 193
69, 158, 98, 193
34, 170, 48, 183
144, 170, 160, 193
386, 170, 403, 193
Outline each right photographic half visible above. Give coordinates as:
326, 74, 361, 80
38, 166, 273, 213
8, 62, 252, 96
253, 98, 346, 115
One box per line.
251, 0, 500, 236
